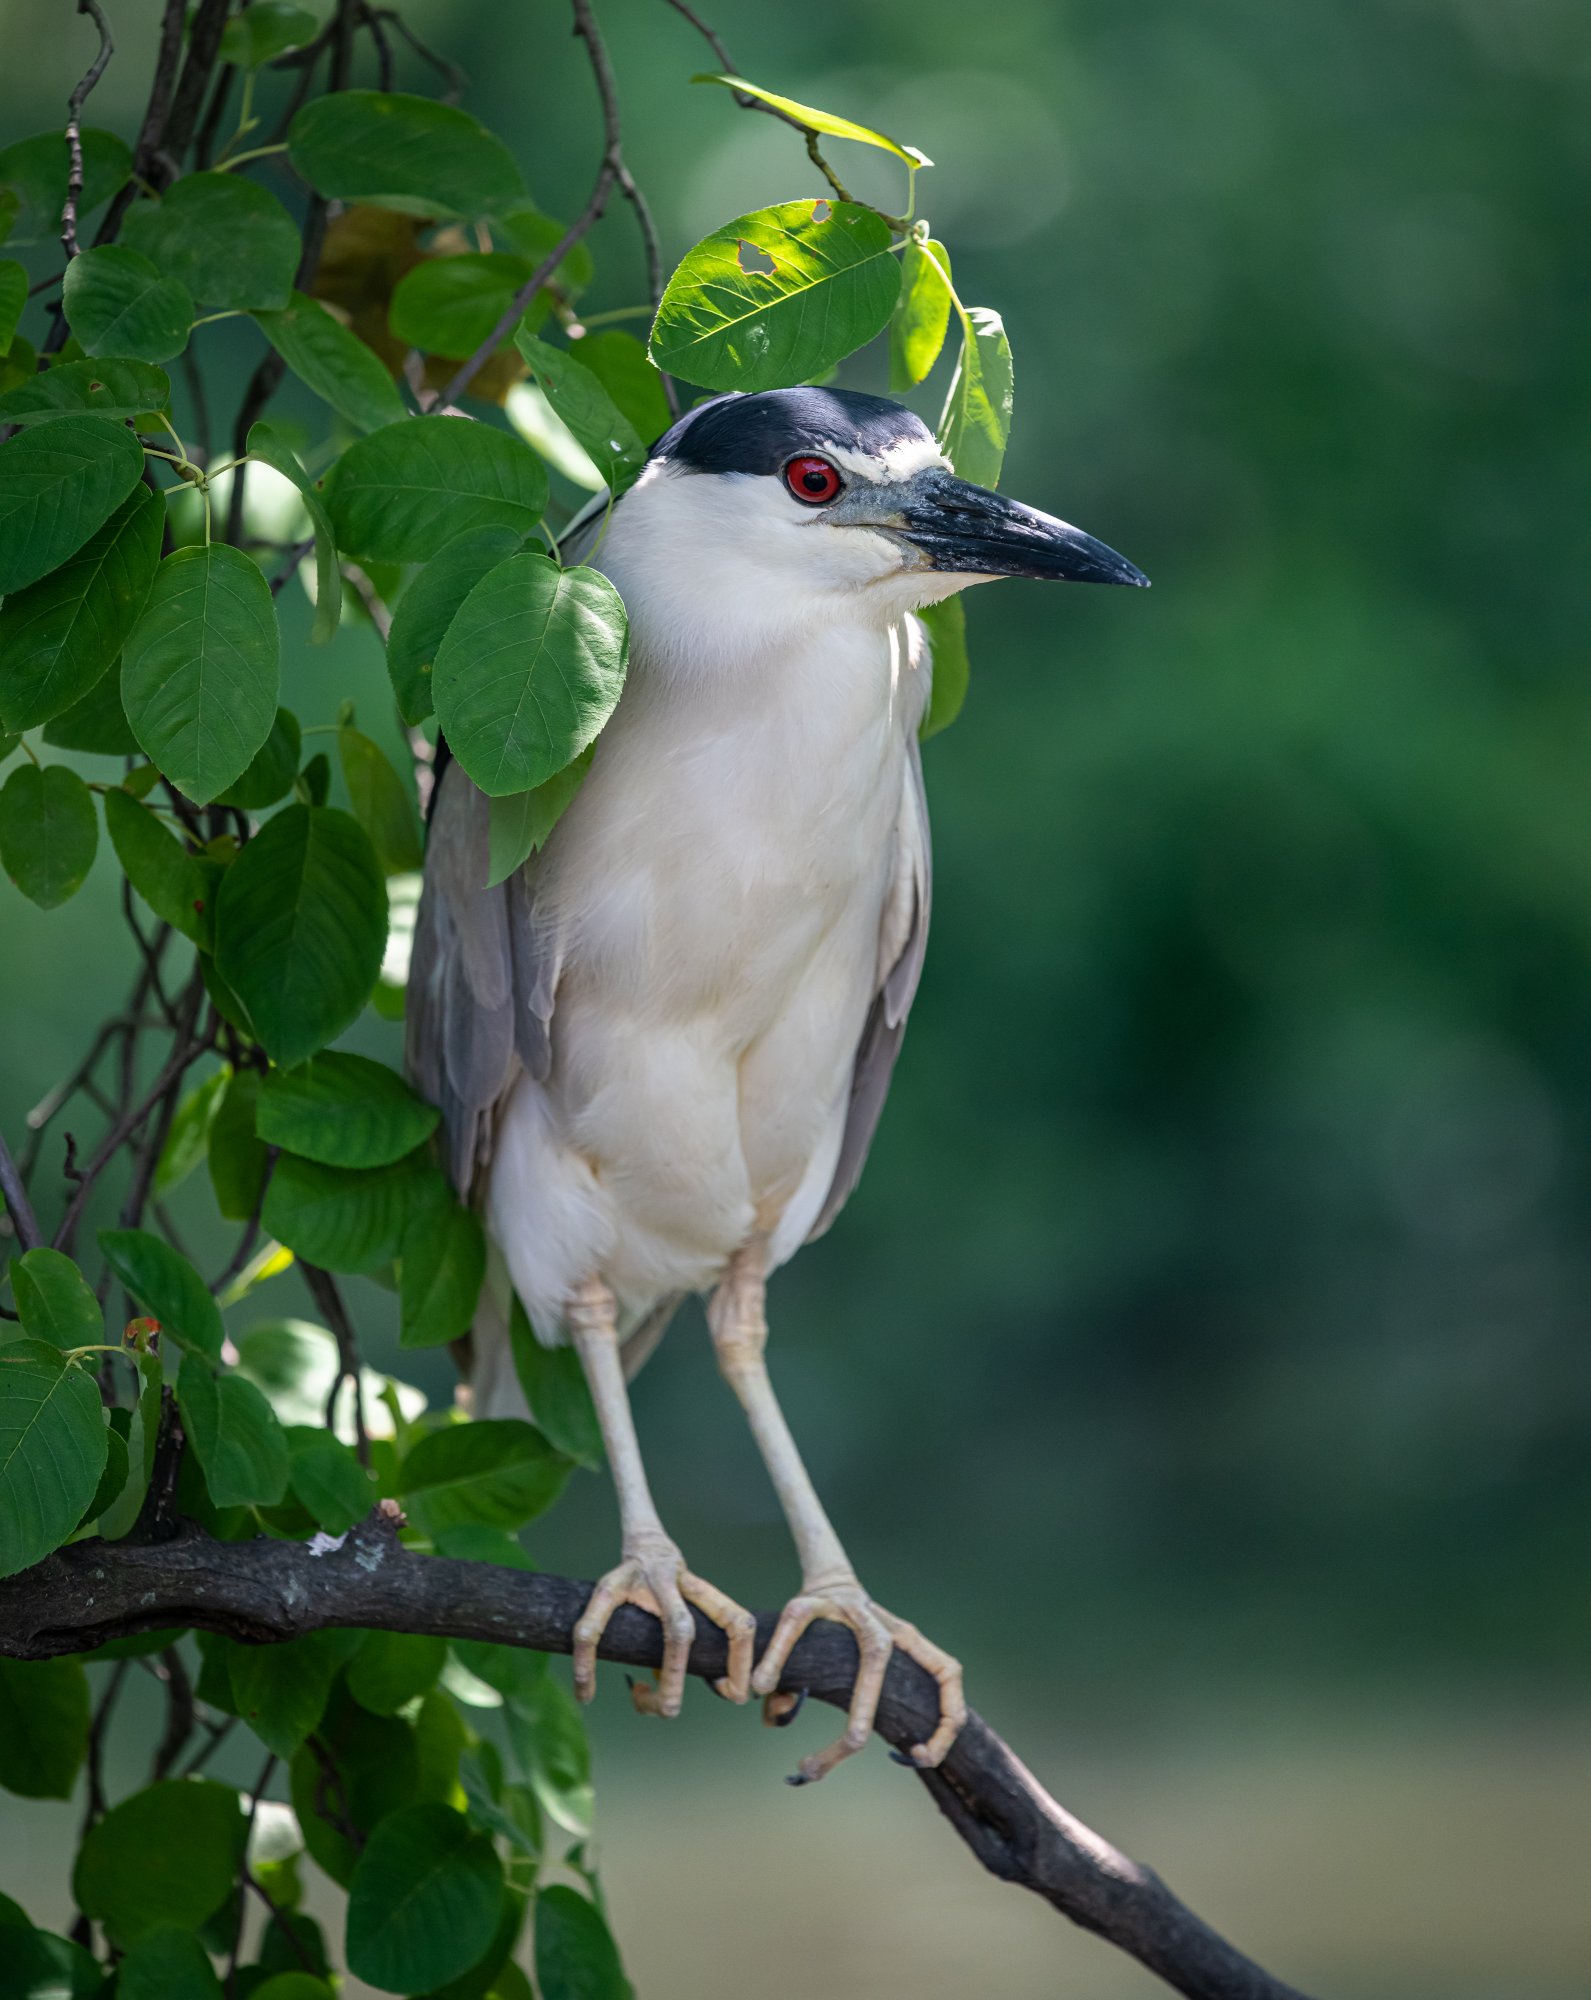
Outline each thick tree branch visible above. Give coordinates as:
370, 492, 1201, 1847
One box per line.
0, 1525, 1313, 2000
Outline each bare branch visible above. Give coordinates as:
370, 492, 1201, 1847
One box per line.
301, 1262, 370, 1466
0, 1125, 41, 1252
62, 0, 115, 259
0, 1525, 1315, 2000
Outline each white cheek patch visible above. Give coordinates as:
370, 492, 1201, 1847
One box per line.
821, 435, 949, 484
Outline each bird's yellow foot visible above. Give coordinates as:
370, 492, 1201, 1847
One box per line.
571, 1534, 756, 1715
750, 1578, 966, 1783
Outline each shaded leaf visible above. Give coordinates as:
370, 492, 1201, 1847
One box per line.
939, 305, 1013, 489
123, 174, 300, 312
399, 1201, 485, 1348
0, 763, 97, 909
398, 1419, 569, 1534
0, 1339, 107, 1578
345, 1803, 504, 1994
263, 1146, 443, 1275
338, 725, 421, 873
117, 1924, 224, 2000
213, 805, 387, 1068
0, 1656, 90, 1799
503, 1675, 591, 1838
258, 1051, 437, 1169
890, 237, 953, 392
650, 201, 900, 394
508, 1301, 601, 1470
533, 1884, 632, 2000
0, 413, 145, 594
42, 657, 138, 754
917, 594, 969, 740
80, 1417, 130, 1528
384, 525, 523, 726
0, 258, 28, 350
177, 1363, 290, 1509
484, 745, 592, 888
0, 356, 170, 427
0, 128, 130, 246
226, 1631, 356, 1757
286, 1426, 372, 1534
215, 705, 301, 810
254, 291, 408, 435
691, 74, 930, 166
434, 554, 626, 797
246, 422, 341, 642
104, 786, 213, 947
220, 0, 318, 67
513, 336, 646, 493
73, 1779, 244, 1940
569, 330, 670, 446
391, 253, 541, 360
348, 1630, 446, 1717
208, 1070, 268, 1221
98, 1228, 224, 1358
12, 1247, 103, 1352
290, 92, 525, 221
324, 416, 547, 565
155, 1067, 230, 1194
62, 245, 192, 364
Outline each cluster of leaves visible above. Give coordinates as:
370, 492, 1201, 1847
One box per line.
0, 8, 1017, 1996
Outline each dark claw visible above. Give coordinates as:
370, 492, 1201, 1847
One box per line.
889, 1748, 920, 1767
784, 1771, 813, 1787
767, 1686, 808, 1728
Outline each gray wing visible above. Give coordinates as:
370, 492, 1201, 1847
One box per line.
406, 759, 559, 1198
807, 730, 932, 1241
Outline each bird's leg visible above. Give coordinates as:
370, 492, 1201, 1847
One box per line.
566, 1276, 756, 1715
707, 1243, 966, 1783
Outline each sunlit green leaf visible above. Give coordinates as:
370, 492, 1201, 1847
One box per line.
104, 785, 214, 947
692, 73, 930, 165
0, 1656, 89, 1799
73, 1779, 245, 1940
325, 416, 547, 564
253, 291, 408, 435
258, 1051, 438, 1169
62, 245, 193, 363
503, 1676, 591, 1838
11, 1248, 102, 1352
0, 128, 130, 246
568, 330, 670, 446
0, 413, 145, 594
345, 1803, 504, 1994
385, 525, 524, 726
288, 92, 526, 221
485, 746, 592, 887
434, 554, 626, 797
939, 305, 1013, 489
155, 1067, 230, 1195
123, 174, 300, 312
213, 805, 387, 1068
122, 543, 281, 804
890, 237, 953, 392
0, 1340, 107, 1578
98, 1228, 224, 1359
0, 763, 97, 909
651, 200, 900, 393
514, 335, 647, 493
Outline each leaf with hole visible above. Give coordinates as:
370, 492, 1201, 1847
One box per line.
11, 1248, 102, 1353
399, 1201, 485, 1349
0, 486, 162, 731
73, 1779, 245, 1941
650, 200, 900, 394
338, 725, 421, 874
123, 174, 301, 313
288, 92, 526, 221
939, 305, 1013, 489
434, 554, 626, 797
263, 1146, 444, 1275
0, 357, 170, 428
0, 763, 97, 909
345, 1802, 505, 1994
0, 413, 146, 594
0, 1656, 90, 1800
258, 1051, 438, 1169
177, 1364, 290, 1510
122, 543, 281, 804
62, 245, 193, 364
98, 1228, 224, 1359
324, 416, 547, 565
247, 421, 341, 642
213, 806, 387, 1068
890, 238, 953, 392
103, 783, 214, 947
0, 1340, 107, 1578
384, 525, 524, 726
253, 291, 408, 435
0, 129, 130, 246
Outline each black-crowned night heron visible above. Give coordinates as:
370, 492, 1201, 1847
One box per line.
409, 386, 1147, 1783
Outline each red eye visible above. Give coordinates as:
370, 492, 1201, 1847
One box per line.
784, 455, 843, 505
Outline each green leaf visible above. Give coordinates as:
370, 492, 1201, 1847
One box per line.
241, 426, 339, 643
890, 237, 953, 392
651, 200, 900, 394
0, 1656, 90, 1799
301, 750, 330, 806
917, 595, 969, 740
42, 657, 138, 754
98, 1228, 224, 1358
208, 1071, 268, 1221
508, 1301, 601, 1469
226, 1631, 355, 1757
338, 726, 421, 873
534, 1885, 632, 2000
939, 305, 1013, 489
263, 1146, 443, 1275
80, 1416, 130, 1528
215, 704, 301, 810
435, 555, 626, 797
0, 259, 24, 352
104, 785, 214, 946
0, 128, 130, 246
348, 1630, 447, 1717
254, 291, 407, 435
12, 1247, 103, 1352
73, 1779, 245, 1940
345, 1802, 505, 1994
155, 1067, 230, 1194
0, 356, 170, 428
484, 745, 591, 888
258, 1051, 438, 1169
399, 1202, 485, 1348
692, 74, 929, 167
0, 486, 163, 731
0, 763, 97, 909
122, 174, 301, 313
498, 205, 594, 292
213, 804, 387, 1067
325, 417, 547, 565
118, 1926, 224, 2000
569, 330, 671, 446
288, 1689, 420, 1885
391, 253, 544, 360
290, 92, 525, 221
398, 1419, 569, 1534
286, 1427, 372, 1534
252, 1975, 335, 2000
503, 1675, 591, 1838
513, 336, 647, 493
122, 543, 280, 804
177, 1363, 290, 1509
220, 0, 318, 67
0, 1923, 105, 2000
385, 526, 524, 726
0, 1339, 107, 1577
62, 245, 193, 363
0, 413, 146, 593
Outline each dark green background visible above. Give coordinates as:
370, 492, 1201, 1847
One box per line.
1, 1, 1587, 1993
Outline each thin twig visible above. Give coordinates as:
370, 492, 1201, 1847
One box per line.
62, 0, 115, 259
91, 0, 184, 249
149, 1643, 196, 1781
178, 1712, 236, 1780
0, 1126, 41, 1251
226, 1752, 278, 1993
358, 1, 394, 91
302, 1263, 370, 1466
373, 7, 465, 102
